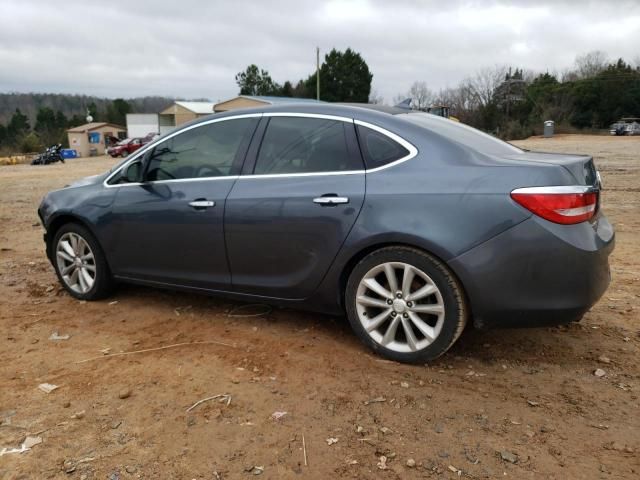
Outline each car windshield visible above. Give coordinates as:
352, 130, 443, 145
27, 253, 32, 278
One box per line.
117, 138, 132, 145
401, 112, 524, 155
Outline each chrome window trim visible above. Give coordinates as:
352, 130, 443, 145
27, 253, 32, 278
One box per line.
103, 113, 263, 188
354, 120, 418, 173
262, 112, 354, 123
102, 112, 419, 187
511, 185, 599, 195
240, 170, 366, 180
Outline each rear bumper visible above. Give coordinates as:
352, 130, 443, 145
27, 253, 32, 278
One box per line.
449, 213, 614, 329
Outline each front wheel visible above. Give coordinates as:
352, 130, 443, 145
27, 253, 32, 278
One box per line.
52, 223, 114, 300
345, 247, 468, 363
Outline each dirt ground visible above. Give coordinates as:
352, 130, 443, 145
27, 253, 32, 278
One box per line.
0, 135, 638, 479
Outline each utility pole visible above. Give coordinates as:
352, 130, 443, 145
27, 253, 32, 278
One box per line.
316, 46, 320, 101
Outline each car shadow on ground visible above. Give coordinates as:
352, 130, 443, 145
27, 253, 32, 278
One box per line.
110, 283, 601, 369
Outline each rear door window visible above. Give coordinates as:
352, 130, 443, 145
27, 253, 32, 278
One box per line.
356, 125, 410, 169
254, 117, 361, 174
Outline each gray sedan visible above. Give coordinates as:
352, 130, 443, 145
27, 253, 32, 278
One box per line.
38, 104, 614, 363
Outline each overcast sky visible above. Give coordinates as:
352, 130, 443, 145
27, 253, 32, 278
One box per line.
1, 0, 639, 103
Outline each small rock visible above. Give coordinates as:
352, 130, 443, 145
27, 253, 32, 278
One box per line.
326, 437, 338, 445
248, 466, 264, 475
23, 436, 42, 449
187, 416, 196, 427
527, 400, 539, 407
71, 410, 85, 419
270, 411, 287, 421
125, 466, 137, 474
594, 368, 606, 378
379, 426, 392, 435
500, 450, 518, 464
38, 383, 59, 394
438, 451, 449, 458
118, 388, 131, 399
377, 456, 388, 470
110, 420, 122, 429
63, 401, 71, 408
406, 458, 416, 468
49, 332, 70, 341
540, 425, 555, 433
598, 355, 611, 364
63, 459, 76, 473
434, 423, 444, 433
400, 381, 409, 388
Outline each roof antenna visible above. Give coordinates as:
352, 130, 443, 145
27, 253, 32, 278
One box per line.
394, 98, 412, 110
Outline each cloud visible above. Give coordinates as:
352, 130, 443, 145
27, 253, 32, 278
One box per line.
0, 0, 638, 103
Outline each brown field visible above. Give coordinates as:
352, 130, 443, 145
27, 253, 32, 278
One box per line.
0, 134, 638, 479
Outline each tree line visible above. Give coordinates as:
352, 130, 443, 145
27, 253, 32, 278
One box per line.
0, 95, 173, 153
238, 49, 640, 139
394, 51, 640, 139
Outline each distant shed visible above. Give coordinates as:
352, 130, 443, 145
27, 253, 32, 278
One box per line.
159, 101, 216, 134
67, 122, 126, 158
213, 95, 321, 112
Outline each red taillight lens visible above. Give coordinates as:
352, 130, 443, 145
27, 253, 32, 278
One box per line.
511, 190, 598, 224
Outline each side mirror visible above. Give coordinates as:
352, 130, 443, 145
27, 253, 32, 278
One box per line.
122, 161, 143, 183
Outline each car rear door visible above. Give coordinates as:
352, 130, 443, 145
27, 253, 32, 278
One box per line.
107, 116, 259, 290
224, 114, 365, 299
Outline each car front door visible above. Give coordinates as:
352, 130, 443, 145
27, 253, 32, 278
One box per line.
107, 116, 259, 290
225, 114, 365, 299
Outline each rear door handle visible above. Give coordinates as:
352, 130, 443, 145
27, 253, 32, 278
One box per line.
313, 196, 349, 206
188, 200, 215, 209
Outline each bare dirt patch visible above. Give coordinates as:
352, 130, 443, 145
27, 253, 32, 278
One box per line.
1, 137, 638, 479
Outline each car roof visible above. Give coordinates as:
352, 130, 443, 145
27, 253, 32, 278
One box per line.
187, 103, 404, 126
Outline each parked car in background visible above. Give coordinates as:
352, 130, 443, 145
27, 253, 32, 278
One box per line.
37, 104, 614, 363
610, 117, 640, 136
609, 122, 627, 136
107, 137, 147, 157
624, 120, 640, 136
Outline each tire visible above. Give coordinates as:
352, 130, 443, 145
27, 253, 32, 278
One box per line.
121, 151, 129, 158
52, 223, 114, 301
345, 246, 468, 363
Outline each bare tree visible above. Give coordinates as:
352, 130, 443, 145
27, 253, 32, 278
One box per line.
464, 65, 508, 107
392, 81, 434, 110
407, 81, 434, 110
575, 51, 609, 79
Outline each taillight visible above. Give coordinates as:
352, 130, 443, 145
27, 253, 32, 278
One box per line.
511, 186, 598, 225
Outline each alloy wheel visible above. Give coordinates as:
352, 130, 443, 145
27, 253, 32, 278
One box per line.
55, 232, 97, 294
355, 262, 445, 353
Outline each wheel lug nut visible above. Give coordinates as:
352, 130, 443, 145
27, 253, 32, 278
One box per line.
407, 301, 413, 307
396, 292, 402, 298
403, 313, 409, 318
391, 312, 397, 317
387, 299, 393, 305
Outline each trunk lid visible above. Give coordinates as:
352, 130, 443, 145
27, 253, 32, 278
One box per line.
503, 151, 599, 187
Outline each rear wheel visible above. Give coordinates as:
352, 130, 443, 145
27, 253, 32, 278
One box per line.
53, 223, 114, 300
345, 246, 467, 363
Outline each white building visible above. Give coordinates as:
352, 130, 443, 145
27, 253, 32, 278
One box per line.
126, 113, 160, 138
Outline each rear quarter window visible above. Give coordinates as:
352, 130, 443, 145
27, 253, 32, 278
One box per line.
356, 125, 410, 169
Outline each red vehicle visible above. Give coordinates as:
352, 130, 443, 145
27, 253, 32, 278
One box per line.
107, 137, 146, 158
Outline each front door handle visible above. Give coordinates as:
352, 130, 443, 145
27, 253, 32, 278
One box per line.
313, 196, 349, 206
188, 200, 215, 209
